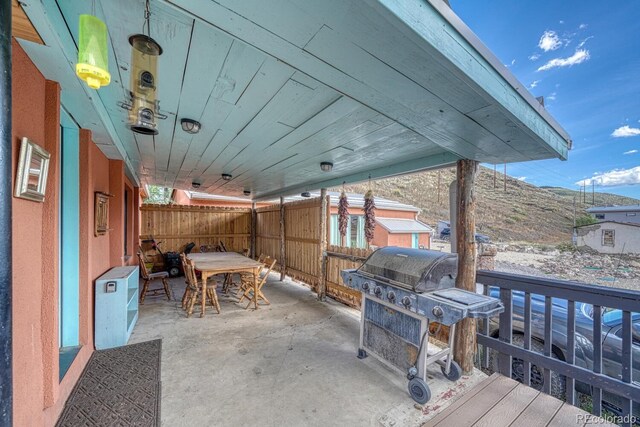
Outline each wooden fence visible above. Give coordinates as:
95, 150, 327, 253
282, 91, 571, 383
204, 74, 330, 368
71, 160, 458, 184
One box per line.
139, 204, 252, 257
325, 245, 373, 308
141, 199, 368, 308
284, 198, 324, 288
255, 197, 325, 289
255, 204, 281, 268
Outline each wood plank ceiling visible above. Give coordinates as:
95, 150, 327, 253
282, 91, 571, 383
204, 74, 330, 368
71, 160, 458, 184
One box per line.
19, 0, 571, 199
11, 0, 43, 44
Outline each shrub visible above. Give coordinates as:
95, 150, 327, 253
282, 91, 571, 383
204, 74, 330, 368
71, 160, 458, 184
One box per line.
575, 215, 597, 227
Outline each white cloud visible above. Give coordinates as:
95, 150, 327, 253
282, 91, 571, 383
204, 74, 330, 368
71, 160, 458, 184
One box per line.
538, 30, 562, 51
559, 20, 565, 24
624, 150, 638, 155
537, 49, 590, 71
547, 92, 557, 101
579, 23, 588, 29
577, 166, 640, 187
528, 53, 540, 61
576, 36, 594, 49
529, 80, 540, 89
516, 176, 527, 181
511, 59, 516, 66
612, 125, 640, 138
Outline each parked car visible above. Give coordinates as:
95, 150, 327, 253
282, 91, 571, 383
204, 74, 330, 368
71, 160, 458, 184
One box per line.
486, 288, 640, 418
439, 227, 491, 243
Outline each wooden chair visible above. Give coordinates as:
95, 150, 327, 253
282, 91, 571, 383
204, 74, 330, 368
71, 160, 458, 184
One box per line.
181, 254, 220, 317
237, 257, 276, 309
137, 252, 171, 303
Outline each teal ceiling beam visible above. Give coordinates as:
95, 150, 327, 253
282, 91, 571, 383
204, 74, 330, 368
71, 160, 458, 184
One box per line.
19, 0, 140, 186
253, 151, 460, 201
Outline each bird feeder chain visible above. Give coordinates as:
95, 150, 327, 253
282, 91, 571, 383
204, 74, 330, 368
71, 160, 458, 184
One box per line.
143, 0, 151, 37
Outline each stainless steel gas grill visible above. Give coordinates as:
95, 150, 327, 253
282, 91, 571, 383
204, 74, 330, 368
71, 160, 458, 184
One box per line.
341, 246, 503, 404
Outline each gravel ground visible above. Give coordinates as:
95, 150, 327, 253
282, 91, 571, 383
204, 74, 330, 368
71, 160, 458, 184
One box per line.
432, 239, 640, 292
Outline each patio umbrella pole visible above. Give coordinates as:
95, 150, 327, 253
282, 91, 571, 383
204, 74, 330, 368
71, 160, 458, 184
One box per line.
0, 0, 13, 424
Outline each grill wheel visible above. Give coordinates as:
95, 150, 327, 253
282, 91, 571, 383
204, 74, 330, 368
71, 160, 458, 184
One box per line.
408, 377, 431, 404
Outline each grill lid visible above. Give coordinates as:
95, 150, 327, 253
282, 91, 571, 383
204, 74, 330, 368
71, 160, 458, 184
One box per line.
357, 246, 458, 292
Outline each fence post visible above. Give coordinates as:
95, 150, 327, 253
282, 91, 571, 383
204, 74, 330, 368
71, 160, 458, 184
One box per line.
250, 202, 256, 259
318, 189, 328, 300
279, 197, 286, 281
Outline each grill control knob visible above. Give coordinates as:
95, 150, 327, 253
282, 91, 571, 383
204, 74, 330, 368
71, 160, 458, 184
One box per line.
401, 296, 411, 308
361, 282, 370, 291
432, 306, 444, 318
387, 291, 396, 303
374, 286, 382, 297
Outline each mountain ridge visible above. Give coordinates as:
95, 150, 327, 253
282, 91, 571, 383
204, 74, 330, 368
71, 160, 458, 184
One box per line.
334, 166, 640, 244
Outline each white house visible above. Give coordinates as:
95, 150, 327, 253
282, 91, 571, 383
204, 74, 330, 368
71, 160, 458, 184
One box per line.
586, 205, 640, 225
575, 221, 640, 254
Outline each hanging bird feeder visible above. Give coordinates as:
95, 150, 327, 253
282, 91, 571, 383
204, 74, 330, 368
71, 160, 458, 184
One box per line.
127, 33, 163, 135
118, 0, 166, 135
76, 14, 111, 89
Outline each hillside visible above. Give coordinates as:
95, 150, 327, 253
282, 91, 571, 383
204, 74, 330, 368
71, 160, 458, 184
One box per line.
334, 166, 640, 244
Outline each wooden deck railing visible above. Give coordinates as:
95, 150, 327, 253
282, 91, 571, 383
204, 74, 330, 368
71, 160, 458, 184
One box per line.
475, 270, 639, 426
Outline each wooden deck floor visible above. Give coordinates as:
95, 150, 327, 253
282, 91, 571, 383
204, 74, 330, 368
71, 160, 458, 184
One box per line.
425, 373, 617, 427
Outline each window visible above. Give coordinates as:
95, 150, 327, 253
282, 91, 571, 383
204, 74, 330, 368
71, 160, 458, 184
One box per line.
329, 214, 366, 248
626, 212, 637, 217
595, 214, 605, 220
602, 229, 615, 247
330, 215, 340, 246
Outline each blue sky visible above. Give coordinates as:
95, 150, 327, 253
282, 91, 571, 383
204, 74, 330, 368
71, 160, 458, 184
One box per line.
450, 1, 640, 199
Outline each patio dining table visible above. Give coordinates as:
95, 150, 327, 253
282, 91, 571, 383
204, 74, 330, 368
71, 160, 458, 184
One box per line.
188, 252, 263, 316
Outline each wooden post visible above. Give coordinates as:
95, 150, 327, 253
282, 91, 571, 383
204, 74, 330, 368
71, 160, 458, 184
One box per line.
250, 202, 256, 259
454, 159, 479, 374
279, 197, 286, 281
318, 189, 328, 300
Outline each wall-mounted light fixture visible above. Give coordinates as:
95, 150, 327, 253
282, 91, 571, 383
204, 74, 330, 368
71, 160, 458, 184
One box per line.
222, 174, 232, 181
181, 118, 201, 134
191, 180, 201, 189
320, 162, 333, 172
301, 192, 311, 198
243, 190, 251, 196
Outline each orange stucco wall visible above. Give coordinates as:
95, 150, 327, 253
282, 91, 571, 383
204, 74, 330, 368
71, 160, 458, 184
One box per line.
371, 225, 431, 249
11, 40, 139, 426
171, 190, 269, 208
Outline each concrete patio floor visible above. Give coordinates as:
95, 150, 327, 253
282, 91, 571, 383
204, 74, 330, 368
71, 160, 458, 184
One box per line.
130, 274, 487, 426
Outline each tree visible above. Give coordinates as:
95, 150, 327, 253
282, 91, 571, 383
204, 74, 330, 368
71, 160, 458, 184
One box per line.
145, 186, 171, 204
575, 215, 597, 227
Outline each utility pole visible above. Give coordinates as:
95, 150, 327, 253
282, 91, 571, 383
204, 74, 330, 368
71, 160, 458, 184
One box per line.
503, 163, 507, 192
437, 170, 441, 204
592, 181, 595, 205
572, 196, 577, 246
493, 164, 496, 189
583, 183, 586, 204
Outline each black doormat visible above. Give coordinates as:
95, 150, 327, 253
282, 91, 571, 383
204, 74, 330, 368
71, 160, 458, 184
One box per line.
56, 339, 162, 427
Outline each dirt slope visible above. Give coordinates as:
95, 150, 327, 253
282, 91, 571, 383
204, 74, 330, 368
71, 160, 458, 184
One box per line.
335, 166, 640, 244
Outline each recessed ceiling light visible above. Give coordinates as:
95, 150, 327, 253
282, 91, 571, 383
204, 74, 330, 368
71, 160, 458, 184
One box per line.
180, 118, 201, 134
301, 192, 311, 198
191, 180, 201, 189
222, 173, 232, 181
243, 190, 251, 196
320, 162, 333, 172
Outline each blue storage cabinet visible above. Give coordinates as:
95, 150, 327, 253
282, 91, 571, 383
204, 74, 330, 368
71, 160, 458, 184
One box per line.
94, 266, 139, 350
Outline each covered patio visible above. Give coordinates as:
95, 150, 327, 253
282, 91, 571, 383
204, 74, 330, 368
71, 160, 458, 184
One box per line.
7, 0, 638, 426
131, 274, 487, 426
